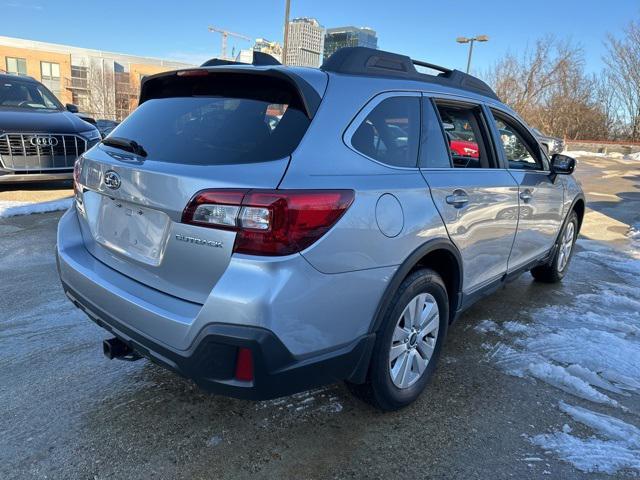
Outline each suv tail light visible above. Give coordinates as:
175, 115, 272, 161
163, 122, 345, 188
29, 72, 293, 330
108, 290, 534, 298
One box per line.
182, 189, 354, 256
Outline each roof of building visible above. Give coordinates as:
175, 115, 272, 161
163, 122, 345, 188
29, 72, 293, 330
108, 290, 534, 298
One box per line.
326, 26, 377, 35
0, 35, 193, 68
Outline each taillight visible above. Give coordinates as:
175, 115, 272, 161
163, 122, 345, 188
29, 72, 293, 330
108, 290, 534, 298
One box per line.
182, 189, 354, 256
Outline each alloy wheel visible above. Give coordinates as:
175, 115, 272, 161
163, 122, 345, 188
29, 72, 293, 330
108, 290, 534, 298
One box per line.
557, 221, 575, 272
388, 293, 440, 389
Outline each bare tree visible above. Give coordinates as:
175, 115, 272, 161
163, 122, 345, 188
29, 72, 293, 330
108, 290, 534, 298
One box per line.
594, 72, 622, 139
85, 58, 116, 120
604, 19, 640, 141
484, 37, 612, 140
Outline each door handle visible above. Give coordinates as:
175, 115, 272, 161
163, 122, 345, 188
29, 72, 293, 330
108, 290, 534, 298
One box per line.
519, 189, 533, 203
446, 190, 469, 208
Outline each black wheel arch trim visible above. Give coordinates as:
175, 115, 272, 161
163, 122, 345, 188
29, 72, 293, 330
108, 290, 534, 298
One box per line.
368, 238, 463, 334
568, 193, 586, 233
561, 193, 586, 241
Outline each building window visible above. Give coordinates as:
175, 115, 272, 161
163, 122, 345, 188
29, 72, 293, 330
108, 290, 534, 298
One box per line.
6, 57, 27, 76
40, 61, 61, 94
70, 65, 88, 90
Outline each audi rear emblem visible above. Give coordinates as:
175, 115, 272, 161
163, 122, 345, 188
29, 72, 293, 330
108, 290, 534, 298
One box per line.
103, 170, 121, 190
30, 136, 58, 147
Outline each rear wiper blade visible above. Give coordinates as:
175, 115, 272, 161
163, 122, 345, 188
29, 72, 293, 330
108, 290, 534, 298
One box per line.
101, 137, 147, 157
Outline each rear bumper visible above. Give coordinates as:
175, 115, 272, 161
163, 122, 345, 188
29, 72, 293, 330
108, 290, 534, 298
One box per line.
0, 171, 73, 183
61, 280, 374, 400
56, 206, 383, 399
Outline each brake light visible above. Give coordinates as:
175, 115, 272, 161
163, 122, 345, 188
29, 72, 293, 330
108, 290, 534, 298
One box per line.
182, 189, 354, 256
235, 347, 254, 381
176, 69, 210, 77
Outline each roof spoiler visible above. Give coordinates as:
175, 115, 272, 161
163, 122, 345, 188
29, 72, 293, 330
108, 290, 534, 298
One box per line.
321, 47, 498, 100
138, 65, 321, 119
200, 51, 281, 67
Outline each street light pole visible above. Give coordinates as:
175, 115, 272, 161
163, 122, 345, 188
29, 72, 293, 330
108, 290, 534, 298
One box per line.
456, 35, 489, 74
282, 0, 291, 65
465, 39, 475, 74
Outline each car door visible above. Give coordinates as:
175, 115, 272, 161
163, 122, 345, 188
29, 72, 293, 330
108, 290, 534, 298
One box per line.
419, 96, 519, 295
488, 109, 564, 271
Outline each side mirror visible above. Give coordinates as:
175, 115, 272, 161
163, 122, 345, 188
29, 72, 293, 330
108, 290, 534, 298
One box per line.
66, 103, 79, 113
550, 154, 576, 175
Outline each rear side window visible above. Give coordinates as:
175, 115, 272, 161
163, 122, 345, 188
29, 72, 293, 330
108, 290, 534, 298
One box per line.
350, 96, 420, 168
433, 102, 494, 169
108, 74, 310, 165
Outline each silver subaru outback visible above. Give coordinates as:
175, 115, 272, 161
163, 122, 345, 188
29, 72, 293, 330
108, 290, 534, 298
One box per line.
56, 47, 584, 410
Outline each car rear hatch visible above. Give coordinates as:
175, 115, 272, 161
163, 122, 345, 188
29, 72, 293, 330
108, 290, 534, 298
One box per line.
74, 66, 326, 305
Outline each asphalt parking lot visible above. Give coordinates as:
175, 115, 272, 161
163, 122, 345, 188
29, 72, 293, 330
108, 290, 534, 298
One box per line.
1, 154, 639, 479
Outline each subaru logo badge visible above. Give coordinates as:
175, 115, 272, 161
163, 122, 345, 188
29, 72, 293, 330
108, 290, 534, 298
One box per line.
104, 170, 121, 190
30, 135, 58, 147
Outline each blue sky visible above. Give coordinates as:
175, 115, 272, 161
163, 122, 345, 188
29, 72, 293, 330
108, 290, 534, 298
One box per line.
2, 0, 638, 73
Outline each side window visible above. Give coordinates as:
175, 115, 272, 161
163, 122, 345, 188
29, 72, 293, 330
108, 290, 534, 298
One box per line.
434, 102, 494, 168
351, 96, 420, 168
492, 113, 544, 170
419, 99, 451, 168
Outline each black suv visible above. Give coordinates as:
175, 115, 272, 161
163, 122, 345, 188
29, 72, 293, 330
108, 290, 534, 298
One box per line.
0, 73, 101, 183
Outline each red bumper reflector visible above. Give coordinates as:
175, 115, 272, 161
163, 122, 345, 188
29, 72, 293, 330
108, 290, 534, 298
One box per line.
235, 347, 254, 381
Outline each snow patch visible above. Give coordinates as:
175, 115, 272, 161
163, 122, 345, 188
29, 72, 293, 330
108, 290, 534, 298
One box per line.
560, 402, 640, 448
0, 198, 72, 218
563, 149, 640, 162
474, 319, 500, 334
531, 432, 640, 474
503, 321, 529, 333
478, 236, 640, 475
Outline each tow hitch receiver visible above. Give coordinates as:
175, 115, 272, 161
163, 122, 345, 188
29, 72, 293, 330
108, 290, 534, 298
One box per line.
103, 337, 141, 361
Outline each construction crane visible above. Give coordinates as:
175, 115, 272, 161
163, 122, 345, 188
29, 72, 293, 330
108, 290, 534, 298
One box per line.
208, 26, 252, 60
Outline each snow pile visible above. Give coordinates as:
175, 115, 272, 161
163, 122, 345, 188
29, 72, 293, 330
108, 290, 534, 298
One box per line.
478, 233, 640, 474
563, 150, 611, 158
562, 149, 640, 161
0, 198, 72, 218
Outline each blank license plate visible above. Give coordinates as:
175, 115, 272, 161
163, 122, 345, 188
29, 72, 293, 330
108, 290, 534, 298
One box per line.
93, 196, 170, 266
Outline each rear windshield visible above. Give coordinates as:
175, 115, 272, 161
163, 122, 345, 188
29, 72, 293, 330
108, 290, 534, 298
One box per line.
108, 73, 311, 165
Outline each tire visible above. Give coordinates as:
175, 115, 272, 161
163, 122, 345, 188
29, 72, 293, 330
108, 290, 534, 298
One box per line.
347, 268, 449, 411
531, 211, 578, 283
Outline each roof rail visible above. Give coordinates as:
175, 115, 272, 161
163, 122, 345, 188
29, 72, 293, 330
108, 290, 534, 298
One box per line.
200, 51, 281, 68
320, 47, 498, 100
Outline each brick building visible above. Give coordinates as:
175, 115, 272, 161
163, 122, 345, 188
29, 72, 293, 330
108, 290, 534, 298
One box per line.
0, 36, 192, 121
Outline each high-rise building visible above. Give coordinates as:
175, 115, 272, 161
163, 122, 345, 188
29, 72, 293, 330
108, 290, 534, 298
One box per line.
323, 26, 378, 60
285, 18, 324, 68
